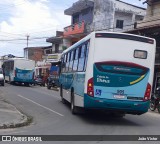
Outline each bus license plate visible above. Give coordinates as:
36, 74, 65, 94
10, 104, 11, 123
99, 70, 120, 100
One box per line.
114, 95, 125, 99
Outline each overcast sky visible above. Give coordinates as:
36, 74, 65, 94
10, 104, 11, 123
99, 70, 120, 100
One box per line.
0, 0, 146, 57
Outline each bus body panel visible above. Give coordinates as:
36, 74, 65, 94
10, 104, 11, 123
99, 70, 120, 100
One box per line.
93, 71, 150, 100
84, 94, 149, 114
60, 31, 156, 115
14, 68, 35, 83
60, 72, 85, 107
83, 33, 155, 114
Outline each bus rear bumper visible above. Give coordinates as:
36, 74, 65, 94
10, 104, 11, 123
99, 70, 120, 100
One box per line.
14, 78, 34, 84
84, 94, 149, 115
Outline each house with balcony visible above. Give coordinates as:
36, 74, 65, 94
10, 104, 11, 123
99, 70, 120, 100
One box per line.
63, 0, 146, 48
46, 31, 64, 53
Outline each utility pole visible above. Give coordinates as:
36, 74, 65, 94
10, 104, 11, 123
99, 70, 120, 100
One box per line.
25, 34, 30, 59
26, 34, 29, 48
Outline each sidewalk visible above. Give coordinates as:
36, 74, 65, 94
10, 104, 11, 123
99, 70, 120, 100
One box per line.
0, 92, 31, 129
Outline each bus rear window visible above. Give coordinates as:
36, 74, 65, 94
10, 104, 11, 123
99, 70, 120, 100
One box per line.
134, 50, 147, 59
95, 62, 149, 75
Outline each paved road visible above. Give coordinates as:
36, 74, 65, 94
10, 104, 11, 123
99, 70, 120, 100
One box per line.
0, 84, 160, 144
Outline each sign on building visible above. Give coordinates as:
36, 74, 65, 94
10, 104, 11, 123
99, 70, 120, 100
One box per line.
46, 54, 61, 63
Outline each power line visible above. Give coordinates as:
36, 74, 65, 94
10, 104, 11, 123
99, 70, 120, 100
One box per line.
1, 14, 160, 42
0, 31, 25, 37
0, 36, 50, 41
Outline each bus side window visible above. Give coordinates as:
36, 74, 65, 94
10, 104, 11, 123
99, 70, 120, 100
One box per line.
78, 44, 86, 71
69, 50, 74, 72
66, 52, 70, 72
73, 48, 79, 71
61, 55, 65, 73
62, 54, 66, 72
84, 41, 90, 71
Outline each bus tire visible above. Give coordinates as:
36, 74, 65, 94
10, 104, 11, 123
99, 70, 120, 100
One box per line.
149, 100, 156, 111
60, 85, 66, 104
71, 91, 78, 114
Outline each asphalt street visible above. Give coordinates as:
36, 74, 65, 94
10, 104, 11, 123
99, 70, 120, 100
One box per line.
0, 83, 160, 144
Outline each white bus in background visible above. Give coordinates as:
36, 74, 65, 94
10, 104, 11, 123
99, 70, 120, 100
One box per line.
3, 58, 35, 86
59, 31, 156, 116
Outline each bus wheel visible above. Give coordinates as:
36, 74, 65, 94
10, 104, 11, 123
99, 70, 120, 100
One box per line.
60, 85, 66, 104
149, 100, 156, 111
71, 91, 78, 114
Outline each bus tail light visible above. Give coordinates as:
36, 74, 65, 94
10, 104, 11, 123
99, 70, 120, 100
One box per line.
87, 78, 94, 97
143, 83, 151, 101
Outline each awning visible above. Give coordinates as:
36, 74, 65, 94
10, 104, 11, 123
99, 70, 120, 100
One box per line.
46, 37, 63, 44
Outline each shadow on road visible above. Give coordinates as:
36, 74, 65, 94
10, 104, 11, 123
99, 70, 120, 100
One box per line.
63, 101, 141, 127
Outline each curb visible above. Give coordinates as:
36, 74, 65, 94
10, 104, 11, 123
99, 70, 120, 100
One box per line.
0, 99, 33, 129
0, 116, 32, 129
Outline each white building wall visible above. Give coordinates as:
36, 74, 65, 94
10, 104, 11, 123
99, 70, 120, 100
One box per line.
90, 0, 145, 32
114, 12, 133, 32
91, 0, 115, 31
52, 44, 55, 52
24, 49, 28, 59
63, 39, 72, 48
115, 1, 146, 16
52, 43, 63, 53
59, 43, 63, 52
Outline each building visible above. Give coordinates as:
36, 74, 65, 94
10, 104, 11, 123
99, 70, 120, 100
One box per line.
46, 31, 64, 53
63, 0, 146, 48
24, 46, 52, 62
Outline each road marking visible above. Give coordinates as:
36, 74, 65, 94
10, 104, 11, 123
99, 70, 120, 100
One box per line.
17, 94, 64, 117
26, 87, 61, 99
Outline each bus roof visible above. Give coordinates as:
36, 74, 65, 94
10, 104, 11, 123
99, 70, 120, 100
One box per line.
4, 58, 35, 62
62, 31, 155, 54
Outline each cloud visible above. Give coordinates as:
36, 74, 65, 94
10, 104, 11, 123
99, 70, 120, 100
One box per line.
0, 0, 72, 56
1, 0, 70, 34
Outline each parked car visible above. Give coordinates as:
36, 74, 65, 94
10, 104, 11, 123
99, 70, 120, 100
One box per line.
0, 68, 4, 86
34, 75, 45, 86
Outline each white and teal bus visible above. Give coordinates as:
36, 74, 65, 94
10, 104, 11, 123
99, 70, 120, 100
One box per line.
3, 58, 35, 86
59, 31, 156, 116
